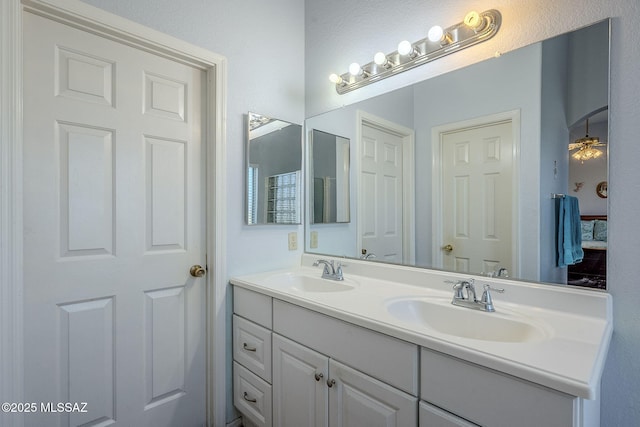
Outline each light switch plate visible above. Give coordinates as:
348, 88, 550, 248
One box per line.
310, 231, 318, 249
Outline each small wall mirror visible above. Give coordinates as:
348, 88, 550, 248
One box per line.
310, 129, 351, 224
246, 112, 302, 225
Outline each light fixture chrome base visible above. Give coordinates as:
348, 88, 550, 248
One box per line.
333, 9, 501, 95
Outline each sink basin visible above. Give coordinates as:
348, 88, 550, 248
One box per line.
386, 298, 548, 343
262, 272, 357, 293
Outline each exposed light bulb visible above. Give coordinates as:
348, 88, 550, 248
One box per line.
349, 62, 363, 76
427, 26, 444, 42
572, 147, 603, 162
374, 52, 394, 68
374, 52, 387, 65
397, 40, 413, 56
464, 11, 483, 30
329, 73, 344, 85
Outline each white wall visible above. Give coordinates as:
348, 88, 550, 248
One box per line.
566, 22, 610, 127
306, 1, 640, 425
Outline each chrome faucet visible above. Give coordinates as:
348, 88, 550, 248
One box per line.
486, 266, 509, 278
360, 249, 376, 259
313, 259, 344, 281
448, 278, 504, 312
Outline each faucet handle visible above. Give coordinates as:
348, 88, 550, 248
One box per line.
445, 280, 464, 299
481, 284, 505, 312
313, 259, 333, 275
445, 278, 474, 286
446, 279, 473, 299
483, 284, 505, 294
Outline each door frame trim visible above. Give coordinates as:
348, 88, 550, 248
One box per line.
1, 2, 24, 423
1, 1, 228, 425
431, 110, 521, 276
356, 110, 416, 264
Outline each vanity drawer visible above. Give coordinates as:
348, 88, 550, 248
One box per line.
234, 361, 272, 427
273, 300, 419, 395
233, 314, 272, 381
420, 348, 576, 427
419, 401, 478, 427
234, 286, 272, 328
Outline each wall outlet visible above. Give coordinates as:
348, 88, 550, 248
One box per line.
310, 231, 318, 249
288, 232, 298, 251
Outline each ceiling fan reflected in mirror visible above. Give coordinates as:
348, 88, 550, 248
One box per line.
568, 118, 606, 163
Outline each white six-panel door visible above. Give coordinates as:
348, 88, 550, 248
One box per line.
441, 121, 513, 275
23, 11, 207, 426
360, 124, 404, 263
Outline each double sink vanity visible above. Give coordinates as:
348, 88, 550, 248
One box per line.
230, 254, 612, 427
237, 12, 613, 427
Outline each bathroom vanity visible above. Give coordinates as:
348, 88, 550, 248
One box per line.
230, 255, 612, 427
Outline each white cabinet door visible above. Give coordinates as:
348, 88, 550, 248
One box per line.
234, 362, 272, 427
419, 401, 479, 427
233, 315, 273, 381
329, 359, 417, 427
273, 334, 329, 427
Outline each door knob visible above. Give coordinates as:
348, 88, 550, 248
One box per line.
190, 265, 206, 277
442, 244, 454, 252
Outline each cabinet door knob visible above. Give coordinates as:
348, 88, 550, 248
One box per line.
314, 372, 324, 381
243, 392, 257, 403
327, 378, 336, 388
243, 342, 257, 352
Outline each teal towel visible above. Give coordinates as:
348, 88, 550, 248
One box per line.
557, 196, 584, 267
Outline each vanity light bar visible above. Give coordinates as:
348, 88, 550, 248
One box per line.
330, 9, 501, 95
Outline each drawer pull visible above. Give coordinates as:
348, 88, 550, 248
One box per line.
327, 378, 336, 388
314, 372, 324, 381
243, 343, 257, 352
243, 392, 257, 403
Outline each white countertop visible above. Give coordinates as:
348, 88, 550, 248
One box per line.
230, 254, 613, 400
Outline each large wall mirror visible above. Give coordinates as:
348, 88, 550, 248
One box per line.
246, 112, 302, 225
305, 20, 610, 289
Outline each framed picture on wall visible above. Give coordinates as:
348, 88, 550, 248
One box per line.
596, 181, 608, 198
